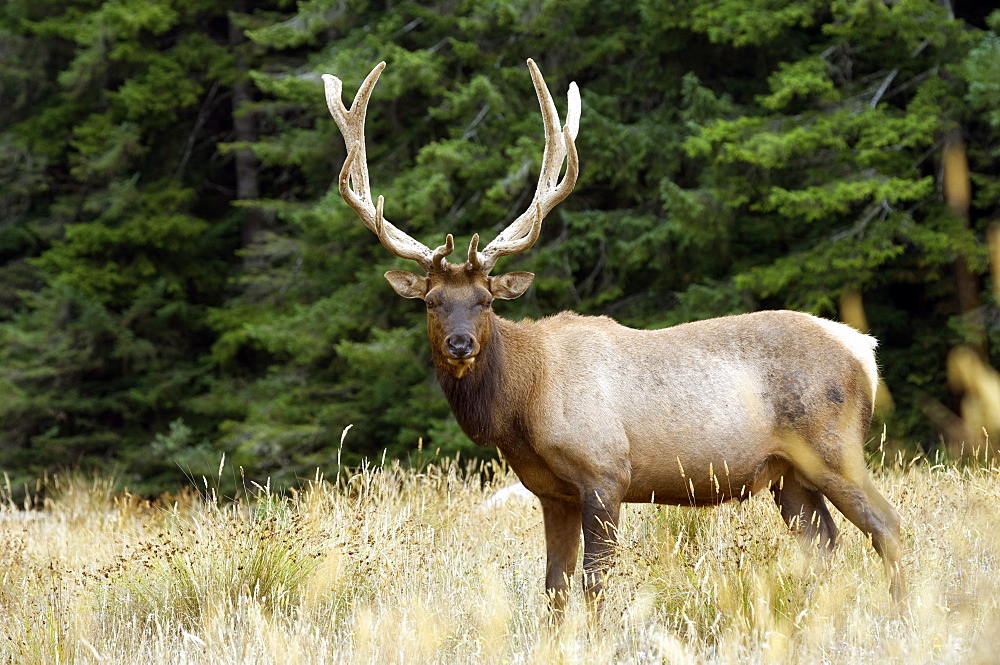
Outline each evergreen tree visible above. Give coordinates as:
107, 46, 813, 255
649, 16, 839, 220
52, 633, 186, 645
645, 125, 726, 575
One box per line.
1, 0, 997, 493
204, 0, 680, 477
655, 1, 999, 444
0, 0, 279, 491
209, 0, 1000, 477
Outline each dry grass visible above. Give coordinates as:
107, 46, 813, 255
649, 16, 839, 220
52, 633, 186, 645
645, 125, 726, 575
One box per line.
1, 445, 998, 664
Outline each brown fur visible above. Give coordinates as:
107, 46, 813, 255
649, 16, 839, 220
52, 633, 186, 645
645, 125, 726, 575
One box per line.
407, 269, 906, 611
326, 59, 904, 615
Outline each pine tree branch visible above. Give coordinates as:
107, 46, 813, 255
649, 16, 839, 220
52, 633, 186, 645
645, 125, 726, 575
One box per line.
175, 80, 222, 181
869, 69, 898, 108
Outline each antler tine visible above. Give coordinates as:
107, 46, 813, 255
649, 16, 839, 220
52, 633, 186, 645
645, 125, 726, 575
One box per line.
324, 63, 442, 272
467, 233, 482, 269
474, 59, 581, 273
433, 234, 455, 270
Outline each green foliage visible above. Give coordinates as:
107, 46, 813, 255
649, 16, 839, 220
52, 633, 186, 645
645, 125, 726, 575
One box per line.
963, 14, 1000, 129
661, 0, 999, 442
2, 0, 999, 492
0, 0, 250, 492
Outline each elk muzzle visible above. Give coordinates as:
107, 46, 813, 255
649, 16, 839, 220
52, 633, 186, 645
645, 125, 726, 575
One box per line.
443, 331, 481, 379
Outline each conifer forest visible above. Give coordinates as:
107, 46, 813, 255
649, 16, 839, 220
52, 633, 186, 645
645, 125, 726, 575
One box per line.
2, 0, 999, 494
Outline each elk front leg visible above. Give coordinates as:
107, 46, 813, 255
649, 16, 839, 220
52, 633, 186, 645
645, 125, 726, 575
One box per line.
540, 497, 581, 616
581, 488, 621, 613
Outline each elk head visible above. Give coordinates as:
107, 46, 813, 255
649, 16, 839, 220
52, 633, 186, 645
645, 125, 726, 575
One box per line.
323, 60, 580, 378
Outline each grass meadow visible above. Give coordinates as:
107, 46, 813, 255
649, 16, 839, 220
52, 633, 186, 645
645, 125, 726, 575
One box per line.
1, 439, 998, 664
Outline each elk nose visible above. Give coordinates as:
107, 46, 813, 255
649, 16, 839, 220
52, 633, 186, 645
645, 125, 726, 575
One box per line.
445, 333, 476, 359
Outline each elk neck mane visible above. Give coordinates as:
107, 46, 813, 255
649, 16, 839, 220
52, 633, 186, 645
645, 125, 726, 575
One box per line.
434, 313, 531, 450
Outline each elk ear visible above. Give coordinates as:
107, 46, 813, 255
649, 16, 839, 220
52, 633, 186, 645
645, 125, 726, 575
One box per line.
384, 270, 428, 299
490, 271, 534, 300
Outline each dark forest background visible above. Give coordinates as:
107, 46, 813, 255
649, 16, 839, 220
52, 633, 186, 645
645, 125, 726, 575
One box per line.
2, 0, 999, 494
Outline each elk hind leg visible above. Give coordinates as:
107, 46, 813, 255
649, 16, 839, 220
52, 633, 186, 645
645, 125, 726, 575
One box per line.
818, 471, 906, 604
771, 472, 839, 553
787, 433, 906, 605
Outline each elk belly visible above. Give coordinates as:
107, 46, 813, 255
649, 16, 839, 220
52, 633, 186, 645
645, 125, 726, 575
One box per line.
623, 367, 775, 505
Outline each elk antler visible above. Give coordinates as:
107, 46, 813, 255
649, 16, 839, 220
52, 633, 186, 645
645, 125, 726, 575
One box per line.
324, 60, 579, 275
469, 59, 581, 273
322, 63, 451, 272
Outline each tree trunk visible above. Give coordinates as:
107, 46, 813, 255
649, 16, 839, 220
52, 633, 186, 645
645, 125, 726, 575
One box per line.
229, 12, 264, 248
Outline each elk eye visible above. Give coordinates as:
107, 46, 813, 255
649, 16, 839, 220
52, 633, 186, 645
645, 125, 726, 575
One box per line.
425, 295, 441, 309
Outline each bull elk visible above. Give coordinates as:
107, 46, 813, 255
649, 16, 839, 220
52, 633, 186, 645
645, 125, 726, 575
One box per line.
322, 60, 906, 611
